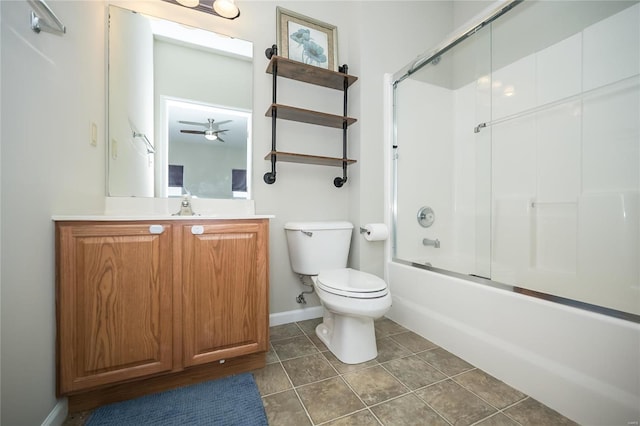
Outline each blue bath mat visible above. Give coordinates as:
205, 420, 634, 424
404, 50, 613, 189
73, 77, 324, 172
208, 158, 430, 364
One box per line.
86, 373, 267, 426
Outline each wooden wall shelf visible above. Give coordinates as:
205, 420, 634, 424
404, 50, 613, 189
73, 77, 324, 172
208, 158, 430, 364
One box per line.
265, 104, 357, 128
264, 151, 356, 167
266, 56, 358, 90
263, 46, 358, 187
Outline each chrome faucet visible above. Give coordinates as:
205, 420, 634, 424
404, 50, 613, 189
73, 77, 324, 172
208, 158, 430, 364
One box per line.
423, 237, 440, 248
173, 195, 196, 216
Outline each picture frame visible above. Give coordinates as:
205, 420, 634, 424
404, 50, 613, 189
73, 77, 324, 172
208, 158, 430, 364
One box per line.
276, 7, 338, 71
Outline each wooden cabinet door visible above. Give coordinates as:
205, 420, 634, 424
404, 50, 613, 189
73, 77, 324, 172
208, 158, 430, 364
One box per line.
182, 220, 269, 367
57, 222, 173, 394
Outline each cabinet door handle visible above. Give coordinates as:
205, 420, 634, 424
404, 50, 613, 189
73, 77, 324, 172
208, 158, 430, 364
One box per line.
191, 225, 204, 235
149, 225, 164, 234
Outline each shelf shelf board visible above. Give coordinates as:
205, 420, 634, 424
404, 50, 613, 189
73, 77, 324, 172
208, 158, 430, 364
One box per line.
264, 151, 357, 167
266, 56, 358, 90
265, 104, 357, 128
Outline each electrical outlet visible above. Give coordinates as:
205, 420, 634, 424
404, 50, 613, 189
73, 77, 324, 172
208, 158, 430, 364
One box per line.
90, 122, 98, 146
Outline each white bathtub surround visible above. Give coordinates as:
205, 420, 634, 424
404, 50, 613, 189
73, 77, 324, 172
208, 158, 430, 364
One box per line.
487, 3, 640, 315
387, 262, 640, 426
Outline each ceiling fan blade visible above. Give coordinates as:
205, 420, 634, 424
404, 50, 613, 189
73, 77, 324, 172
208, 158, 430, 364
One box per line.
178, 120, 207, 127
180, 130, 205, 135
215, 129, 229, 133
212, 120, 232, 126
217, 135, 226, 142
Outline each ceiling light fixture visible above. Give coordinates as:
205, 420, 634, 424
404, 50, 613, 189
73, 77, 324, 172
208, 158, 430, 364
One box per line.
213, 0, 240, 19
204, 131, 218, 141
161, 0, 240, 20
176, 0, 199, 7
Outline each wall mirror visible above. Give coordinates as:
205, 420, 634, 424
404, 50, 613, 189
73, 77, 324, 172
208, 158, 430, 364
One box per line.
107, 5, 253, 199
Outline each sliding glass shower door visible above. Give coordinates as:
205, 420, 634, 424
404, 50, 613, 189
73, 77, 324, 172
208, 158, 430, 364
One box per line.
393, 22, 492, 278
392, 0, 640, 318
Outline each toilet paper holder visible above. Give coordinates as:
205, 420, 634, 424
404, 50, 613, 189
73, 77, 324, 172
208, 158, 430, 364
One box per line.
358, 224, 389, 242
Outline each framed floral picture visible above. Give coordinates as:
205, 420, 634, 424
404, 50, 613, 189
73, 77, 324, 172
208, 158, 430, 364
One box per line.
276, 7, 338, 71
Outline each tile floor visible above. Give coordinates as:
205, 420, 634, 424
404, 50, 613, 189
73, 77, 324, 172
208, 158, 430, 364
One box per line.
63, 317, 579, 426
256, 317, 578, 426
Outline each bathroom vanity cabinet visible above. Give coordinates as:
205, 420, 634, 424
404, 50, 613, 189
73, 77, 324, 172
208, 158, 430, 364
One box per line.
55, 218, 269, 410
181, 220, 269, 366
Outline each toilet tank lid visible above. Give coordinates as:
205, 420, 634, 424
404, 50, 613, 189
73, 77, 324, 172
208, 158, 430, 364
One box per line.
284, 221, 353, 231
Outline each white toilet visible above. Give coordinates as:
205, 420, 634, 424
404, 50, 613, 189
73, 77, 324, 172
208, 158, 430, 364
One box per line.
284, 221, 392, 364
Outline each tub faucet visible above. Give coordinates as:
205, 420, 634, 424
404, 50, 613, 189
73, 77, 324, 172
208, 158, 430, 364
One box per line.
423, 237, 440, 248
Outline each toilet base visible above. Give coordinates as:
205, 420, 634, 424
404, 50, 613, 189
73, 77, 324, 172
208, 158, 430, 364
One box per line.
315, 311, 378, 364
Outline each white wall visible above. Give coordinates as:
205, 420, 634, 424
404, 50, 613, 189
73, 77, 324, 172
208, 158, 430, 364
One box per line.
154, 40, 252, 112
247, 0, 455, 314
0, 1, 456, 424
108, 6, 155, 197
453, 0, 493, 28
1, 2, 106, 425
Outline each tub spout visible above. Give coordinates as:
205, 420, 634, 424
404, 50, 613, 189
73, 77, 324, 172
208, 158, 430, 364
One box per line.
423, 237, 440, 248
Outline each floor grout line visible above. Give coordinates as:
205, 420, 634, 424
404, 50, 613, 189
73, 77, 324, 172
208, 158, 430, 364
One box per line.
290, 322, 453, 425
302, 322, 455, 425
261, 318, 576, 426
294, 320, 400, 425
274, 352, 316, 426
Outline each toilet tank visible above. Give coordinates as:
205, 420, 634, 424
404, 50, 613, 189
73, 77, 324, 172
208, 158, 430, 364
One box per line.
284, 221, 353, 275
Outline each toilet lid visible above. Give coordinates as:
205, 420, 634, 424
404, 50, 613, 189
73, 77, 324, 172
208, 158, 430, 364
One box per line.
317, 268, 388, 298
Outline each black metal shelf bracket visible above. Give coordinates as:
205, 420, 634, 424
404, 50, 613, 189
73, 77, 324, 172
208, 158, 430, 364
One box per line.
265, 44, 277, 60
334, 65, 349, 188
264, 44, 278, 184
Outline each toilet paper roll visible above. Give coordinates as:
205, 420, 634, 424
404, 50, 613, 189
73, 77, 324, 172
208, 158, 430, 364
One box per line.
362, 223, 389, 241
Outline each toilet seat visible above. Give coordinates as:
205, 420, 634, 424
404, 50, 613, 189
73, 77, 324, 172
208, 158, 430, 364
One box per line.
316, 268, 388, 299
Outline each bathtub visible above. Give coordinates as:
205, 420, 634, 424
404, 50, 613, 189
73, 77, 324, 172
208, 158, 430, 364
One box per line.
386, 261, 640, 426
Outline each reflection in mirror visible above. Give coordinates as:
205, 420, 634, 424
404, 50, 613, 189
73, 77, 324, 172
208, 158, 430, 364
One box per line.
108, 5, 253, 199
161, 99, 250, 199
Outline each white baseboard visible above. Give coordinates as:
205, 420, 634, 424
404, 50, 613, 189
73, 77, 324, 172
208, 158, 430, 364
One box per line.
269, 306, 323, 326
41, 399, 67, 426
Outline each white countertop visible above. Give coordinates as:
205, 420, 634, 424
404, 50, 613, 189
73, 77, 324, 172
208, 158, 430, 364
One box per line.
52, 197, 274, 221
52, 214, 274, 221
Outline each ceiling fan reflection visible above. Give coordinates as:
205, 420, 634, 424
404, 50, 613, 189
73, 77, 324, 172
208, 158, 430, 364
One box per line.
179, 118, 231, 142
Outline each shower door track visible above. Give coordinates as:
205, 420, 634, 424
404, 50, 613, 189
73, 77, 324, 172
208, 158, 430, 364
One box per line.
392, 0, 523, 86
393, 258, 640, 323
